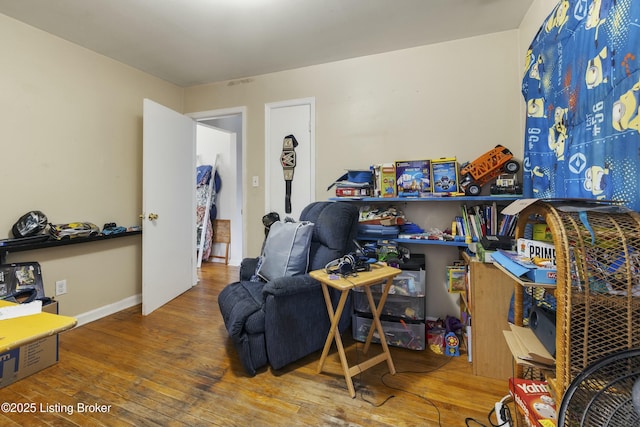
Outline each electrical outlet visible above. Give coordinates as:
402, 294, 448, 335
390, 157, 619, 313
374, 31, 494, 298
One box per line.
55, 279, 67, 296
252, 176, 259, 187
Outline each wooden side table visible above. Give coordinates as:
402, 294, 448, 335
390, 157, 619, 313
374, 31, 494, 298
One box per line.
310, 264, 402, 397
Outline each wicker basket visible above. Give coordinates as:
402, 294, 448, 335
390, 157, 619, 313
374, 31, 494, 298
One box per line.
513, 202, 640, 402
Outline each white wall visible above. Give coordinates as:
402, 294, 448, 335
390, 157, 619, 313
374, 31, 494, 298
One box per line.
184, 30, 523, 318
0, 2, 556, 319
0, 13, 183, 317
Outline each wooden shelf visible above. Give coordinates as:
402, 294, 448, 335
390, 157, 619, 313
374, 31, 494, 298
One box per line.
464, 255, 515, 380
0, 231, 142, 263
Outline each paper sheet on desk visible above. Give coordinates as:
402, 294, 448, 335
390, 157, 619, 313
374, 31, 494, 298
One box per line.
0, 300, 42, 320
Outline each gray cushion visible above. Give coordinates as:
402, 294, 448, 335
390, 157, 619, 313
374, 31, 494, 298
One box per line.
256, 221, 314, 281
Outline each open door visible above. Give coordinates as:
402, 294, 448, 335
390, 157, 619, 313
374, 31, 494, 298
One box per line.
142, 99, 197, 315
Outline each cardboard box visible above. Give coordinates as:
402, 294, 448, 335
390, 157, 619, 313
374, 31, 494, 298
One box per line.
0, 301, 59, 388
431, 157, 459, 194
509, 378, 557, 427
395, 160, 431, 197
335, 186, 372, 197
517, 238, 556, 266
375, 163, 397, 197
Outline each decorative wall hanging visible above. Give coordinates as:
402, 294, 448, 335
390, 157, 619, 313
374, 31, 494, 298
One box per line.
280, 134, 298, 214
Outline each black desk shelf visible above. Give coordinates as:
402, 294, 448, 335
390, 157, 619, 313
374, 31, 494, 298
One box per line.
0, 231, 142, 264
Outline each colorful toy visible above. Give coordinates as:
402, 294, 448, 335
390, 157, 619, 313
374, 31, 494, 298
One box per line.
445, 332, 460, 357
490, 173, 523, 195
459, 145, 520, 196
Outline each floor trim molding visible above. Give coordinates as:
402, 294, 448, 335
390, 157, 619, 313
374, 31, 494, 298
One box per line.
75, 294, 141, 327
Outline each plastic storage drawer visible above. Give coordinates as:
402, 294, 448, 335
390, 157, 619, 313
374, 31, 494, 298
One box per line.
352, 313, 425, 350
353, 269, 425, 296
353, 292, 425, 320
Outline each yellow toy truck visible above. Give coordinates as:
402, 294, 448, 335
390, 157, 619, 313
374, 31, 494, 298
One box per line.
459, 145, 520, 196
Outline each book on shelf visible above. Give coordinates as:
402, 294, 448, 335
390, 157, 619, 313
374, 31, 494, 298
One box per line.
456, 203, 516, 241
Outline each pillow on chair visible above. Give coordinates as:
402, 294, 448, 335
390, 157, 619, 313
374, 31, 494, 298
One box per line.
256, 221, 314, 281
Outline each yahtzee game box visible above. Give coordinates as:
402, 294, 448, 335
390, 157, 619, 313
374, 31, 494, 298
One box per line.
509, 378, 557, 427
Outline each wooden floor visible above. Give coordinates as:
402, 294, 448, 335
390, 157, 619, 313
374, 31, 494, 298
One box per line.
1, 263, 512, 427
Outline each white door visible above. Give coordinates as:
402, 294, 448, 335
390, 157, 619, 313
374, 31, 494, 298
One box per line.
265, 98, 315, 221
142, 99, 196, 315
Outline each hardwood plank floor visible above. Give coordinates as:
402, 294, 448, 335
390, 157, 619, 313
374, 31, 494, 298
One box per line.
1, 263, 514, 427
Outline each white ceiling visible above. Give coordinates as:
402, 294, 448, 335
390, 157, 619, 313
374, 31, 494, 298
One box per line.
0, 0, 534, 87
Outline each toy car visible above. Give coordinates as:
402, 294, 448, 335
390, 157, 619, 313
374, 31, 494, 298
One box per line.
459, 145, 520, 196
490, 173, 523, 195
49, 222, 100, 240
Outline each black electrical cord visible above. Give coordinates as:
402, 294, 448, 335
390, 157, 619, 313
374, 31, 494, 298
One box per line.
352, 341, 454, 427
464, 399, 514, 427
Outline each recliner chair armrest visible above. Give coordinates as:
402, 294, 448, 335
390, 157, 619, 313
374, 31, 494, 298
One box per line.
239, 257, 260, 281
263, 274, 320, 298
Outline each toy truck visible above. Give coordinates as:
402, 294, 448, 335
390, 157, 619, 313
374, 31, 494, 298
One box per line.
459, 145, 520, 196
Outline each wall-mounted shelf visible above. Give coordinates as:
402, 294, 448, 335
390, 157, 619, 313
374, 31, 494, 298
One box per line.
330, 196, 521, 203
356, 236, 469, 247
332, 195, 520, 247
0, 231, 142, 264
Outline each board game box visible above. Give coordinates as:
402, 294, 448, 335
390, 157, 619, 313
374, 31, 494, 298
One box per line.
431, 157, 459, 194
509, 378, 557, 427
395, 160, 431, 197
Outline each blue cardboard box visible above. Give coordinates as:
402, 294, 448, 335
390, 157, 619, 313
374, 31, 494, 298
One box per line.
431, 157, 459, 194
395, 160, 431, 197
492, 249, 557, 285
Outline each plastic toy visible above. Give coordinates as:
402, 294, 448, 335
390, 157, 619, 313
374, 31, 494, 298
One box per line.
490, 173, 523, 195
445, 331, 460, 357
459, 145, 520, 196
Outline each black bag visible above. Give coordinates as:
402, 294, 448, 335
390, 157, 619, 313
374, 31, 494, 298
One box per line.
12, 211, 48, 238
0, 262, 47, 303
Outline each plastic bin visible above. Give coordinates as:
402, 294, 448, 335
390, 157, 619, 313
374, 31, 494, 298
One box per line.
352, 313, 425, 350
353, 292, 425, 320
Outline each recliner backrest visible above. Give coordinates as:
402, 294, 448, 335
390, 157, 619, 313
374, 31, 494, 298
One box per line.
299, 202, 359, 272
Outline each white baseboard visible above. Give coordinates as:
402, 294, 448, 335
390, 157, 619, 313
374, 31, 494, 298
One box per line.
205, 258, 241, 267
74, 294, 141, 327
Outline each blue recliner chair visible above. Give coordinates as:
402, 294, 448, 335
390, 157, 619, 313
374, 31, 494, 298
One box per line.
218, 201, 359, 375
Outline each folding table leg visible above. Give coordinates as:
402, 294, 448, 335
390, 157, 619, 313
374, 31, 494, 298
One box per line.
317, 286, 356, 397
363, 277, 396, 374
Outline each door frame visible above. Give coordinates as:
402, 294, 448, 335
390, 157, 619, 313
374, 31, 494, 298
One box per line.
189, 107, 246, 262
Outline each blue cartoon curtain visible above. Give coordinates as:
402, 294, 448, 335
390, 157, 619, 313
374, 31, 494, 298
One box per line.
522, 0, 640, 211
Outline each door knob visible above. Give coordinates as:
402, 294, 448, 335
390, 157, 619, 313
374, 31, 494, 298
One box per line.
139, 214, 146, 220
148, 213, 159, 220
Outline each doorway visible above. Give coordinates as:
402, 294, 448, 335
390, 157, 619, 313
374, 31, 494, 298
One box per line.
190, 107, 245, 266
